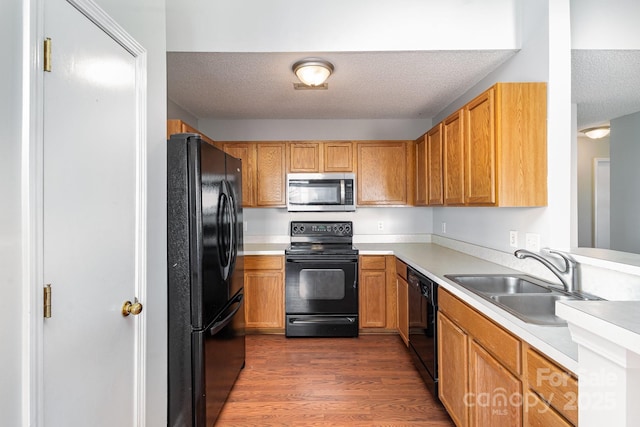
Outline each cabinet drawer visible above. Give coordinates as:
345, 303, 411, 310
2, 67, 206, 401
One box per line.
439, 289, 521, 375
525, 390, 573, 427
526, 348, 578, 425
245, 255, 284, 270
395, 258, 407, 280
360, 255, 386, 270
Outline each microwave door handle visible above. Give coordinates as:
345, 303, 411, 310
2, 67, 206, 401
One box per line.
340, 179, 346, 204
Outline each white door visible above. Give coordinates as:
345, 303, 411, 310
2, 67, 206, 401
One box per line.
594, 158, 611, 249
42, 0, 147, 425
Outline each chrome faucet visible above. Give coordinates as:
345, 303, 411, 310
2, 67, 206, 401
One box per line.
514, 249, 579, 293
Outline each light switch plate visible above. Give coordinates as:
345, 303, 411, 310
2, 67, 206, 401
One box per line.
509, 231, 518, 248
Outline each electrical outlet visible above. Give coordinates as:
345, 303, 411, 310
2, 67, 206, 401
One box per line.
377, 221, 384, 231
441, 222, 447, 233
509, 230, 518, 248
525, 233, 540, 252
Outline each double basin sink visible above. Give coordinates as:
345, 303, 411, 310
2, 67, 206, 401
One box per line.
444, 274, 599, 326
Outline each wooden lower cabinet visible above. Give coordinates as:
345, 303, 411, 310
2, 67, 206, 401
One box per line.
438, 312, 469, 426
358, 255, 397, 332
244, 255, 284, 332
438, 288, 578, 427
469, 340, 522, 426
524, 347, 578, 426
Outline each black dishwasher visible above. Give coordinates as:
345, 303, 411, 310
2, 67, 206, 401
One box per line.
407, 266, 439, 401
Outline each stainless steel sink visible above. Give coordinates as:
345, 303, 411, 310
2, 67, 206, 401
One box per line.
444, 274, 598, 327
489, 294, 578, 326
444, 274, 552, 295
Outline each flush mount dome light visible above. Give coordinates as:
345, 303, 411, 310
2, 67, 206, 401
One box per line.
582, 126, 611, 139
292, 58, 334, 86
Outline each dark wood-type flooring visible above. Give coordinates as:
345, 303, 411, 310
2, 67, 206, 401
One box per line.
216, 334, 454, 426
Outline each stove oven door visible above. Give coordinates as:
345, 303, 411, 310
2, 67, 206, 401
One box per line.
285, 255, 359, 337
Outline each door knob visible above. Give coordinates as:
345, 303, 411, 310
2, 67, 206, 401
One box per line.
122, 299, 143, 316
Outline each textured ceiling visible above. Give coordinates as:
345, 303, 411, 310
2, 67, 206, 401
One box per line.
167, 51, 517, 120
167, 49, 640, 127
572, 50, 640, 129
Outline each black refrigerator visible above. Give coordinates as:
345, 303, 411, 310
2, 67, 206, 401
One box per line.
167, 133, 245, 427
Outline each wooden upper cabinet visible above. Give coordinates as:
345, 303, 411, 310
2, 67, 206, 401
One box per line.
288, 141, 354, 173
222, 143, 257, 207
462, 82, 547, 207
323, 142, 354, 172
166, 119, 223, 150
443, 111, 465, 205
356, 141, 413, 206
492, 82, 547, 207
288, 142, 319, 172
256, 142, 287, 207
465, 89, 496, 205
427, 123, 444, 205
415, 134, 428, 206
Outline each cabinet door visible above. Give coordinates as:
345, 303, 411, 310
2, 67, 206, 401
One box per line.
443, 111, 465, 205
288, 142, 319, 172
357, 141, 409, 205
359, 270, 387, 328
324, 142, 353, 172
244, 270, 284, 329
415, 135, 428, 206
465, 88, 496, 205
427, 123, 444, 205
256, 143, 286, 206
469, 340, 522, 427
396, 275, 409, 346
223, 143, 257, 207
438, 313, 469, 427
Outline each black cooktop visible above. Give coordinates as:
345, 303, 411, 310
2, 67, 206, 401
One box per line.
287, 221, 357, 256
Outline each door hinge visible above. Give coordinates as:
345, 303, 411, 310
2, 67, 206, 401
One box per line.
43, 38, 52, 72
44, 284, 52, 318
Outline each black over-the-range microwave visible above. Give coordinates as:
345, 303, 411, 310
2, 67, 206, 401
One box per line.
287, 173, 356, 212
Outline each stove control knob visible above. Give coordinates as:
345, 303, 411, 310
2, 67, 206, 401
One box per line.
345, 224, 351, 234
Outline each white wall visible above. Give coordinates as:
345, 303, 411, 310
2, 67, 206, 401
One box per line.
610, 111, 640, 253
168, 98, 199, 128
244, 207, 433, 241
166, 0, 519, 52
1, 0, 23, 424
431, 0, 573, 254
571, 0, 640, 49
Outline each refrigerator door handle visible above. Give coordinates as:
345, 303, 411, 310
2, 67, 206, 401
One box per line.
226, 180, 238, 271
208, 292, 243, 336
217, 181, 232, 281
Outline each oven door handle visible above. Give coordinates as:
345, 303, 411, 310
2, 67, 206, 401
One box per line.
286, 258, 358, 263
289, 317, 357, 325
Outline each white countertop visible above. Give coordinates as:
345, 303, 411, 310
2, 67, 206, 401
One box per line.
557, 300, 640, 355
244, 241, 580, 371
244, 243, 289, 255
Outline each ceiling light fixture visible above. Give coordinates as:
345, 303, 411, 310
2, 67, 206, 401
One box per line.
292, 58, 334, 87
582, 126, 610, 139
